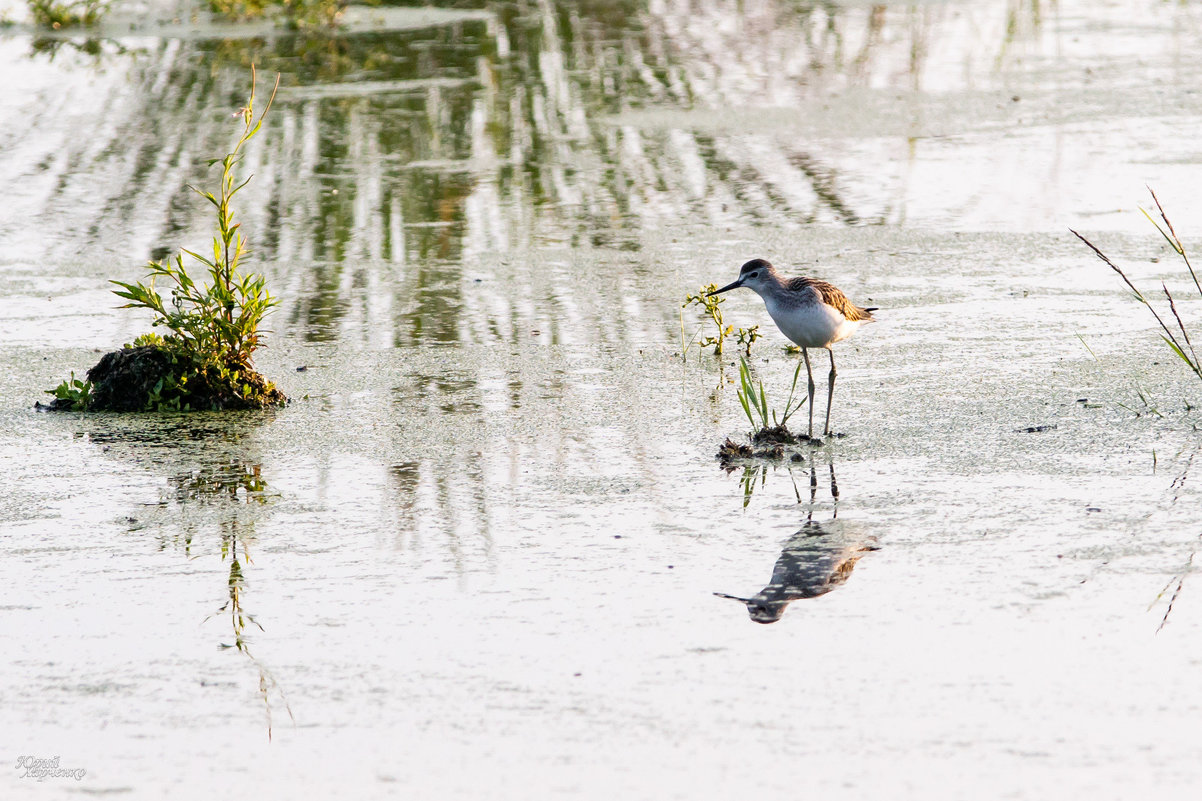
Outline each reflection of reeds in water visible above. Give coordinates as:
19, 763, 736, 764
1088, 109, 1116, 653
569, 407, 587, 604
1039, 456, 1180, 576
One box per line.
4, 0, 1054, 349
387, 457, 494, 570
382, 367, 502, 567
209, 518, 293, 740
1152, 445, 1200, 633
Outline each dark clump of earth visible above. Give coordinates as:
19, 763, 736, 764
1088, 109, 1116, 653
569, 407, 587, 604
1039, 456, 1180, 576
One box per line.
717, 424, 828, 468
751, 424, 805, 446
39, 345, 286, 412
717, 437, 784, 467
87, 346, 176, 411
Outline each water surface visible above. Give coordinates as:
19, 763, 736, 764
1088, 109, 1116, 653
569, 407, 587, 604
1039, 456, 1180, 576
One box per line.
3, 0, 1202, 798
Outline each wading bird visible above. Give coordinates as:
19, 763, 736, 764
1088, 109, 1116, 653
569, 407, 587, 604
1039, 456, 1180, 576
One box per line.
710, 258, 876, 438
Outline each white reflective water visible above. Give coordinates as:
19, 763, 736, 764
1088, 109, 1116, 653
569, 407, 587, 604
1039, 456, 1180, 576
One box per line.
2, 0, 1202, 798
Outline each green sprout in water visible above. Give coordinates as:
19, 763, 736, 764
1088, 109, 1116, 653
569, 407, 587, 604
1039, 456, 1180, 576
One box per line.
682, 284, 760, 359
46, 371, 92, 411
735, 325, 761, 356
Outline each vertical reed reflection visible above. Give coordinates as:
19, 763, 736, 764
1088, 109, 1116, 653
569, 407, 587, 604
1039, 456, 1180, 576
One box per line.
3, 0, 1055, 346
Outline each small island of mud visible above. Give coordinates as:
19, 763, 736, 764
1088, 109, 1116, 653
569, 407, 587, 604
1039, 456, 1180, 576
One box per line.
39, 345, 285, 413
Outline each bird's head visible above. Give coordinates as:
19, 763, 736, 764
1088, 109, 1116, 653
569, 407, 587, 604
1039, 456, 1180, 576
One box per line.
709, 258, 775, 297
713, 591, 787, 623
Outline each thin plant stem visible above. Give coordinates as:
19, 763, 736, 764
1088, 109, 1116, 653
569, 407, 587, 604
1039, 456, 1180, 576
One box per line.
1164, 282, 1202, 378
1148, 186, 1202, 296
1070, 228, 1191, 362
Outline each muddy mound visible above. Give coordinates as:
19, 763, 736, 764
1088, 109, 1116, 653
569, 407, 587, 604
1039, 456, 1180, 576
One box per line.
40, 345, 286, 412
86, 346, 176, 411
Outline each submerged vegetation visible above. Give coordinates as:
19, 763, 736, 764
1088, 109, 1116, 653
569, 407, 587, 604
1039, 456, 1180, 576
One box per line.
1072, 189, 1202, 385
43, 69, 286, 413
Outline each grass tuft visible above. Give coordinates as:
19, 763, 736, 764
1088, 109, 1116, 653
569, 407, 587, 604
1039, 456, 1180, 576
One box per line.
1072, 187, 1202, 385
736, 357, 807, 435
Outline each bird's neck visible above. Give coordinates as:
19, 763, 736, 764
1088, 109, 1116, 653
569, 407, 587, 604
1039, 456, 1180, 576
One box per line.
758, 271, 797, 302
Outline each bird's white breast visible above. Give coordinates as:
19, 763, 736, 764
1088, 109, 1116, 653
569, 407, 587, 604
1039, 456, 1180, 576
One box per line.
763, 293, 860, 349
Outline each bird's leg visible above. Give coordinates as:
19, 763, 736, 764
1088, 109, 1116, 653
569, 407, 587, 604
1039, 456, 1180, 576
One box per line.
803, 348, 815, 438
825, 348, 837, 437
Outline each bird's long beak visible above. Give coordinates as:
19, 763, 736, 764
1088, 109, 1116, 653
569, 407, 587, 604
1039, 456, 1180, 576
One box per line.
708, 279, 743, 297
713, 592, 752, 603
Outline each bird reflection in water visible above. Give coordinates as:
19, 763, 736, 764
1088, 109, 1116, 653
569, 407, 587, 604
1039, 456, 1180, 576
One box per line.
717, 457, 877, 624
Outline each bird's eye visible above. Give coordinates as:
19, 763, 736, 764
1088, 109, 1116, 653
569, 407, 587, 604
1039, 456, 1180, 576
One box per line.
749, 272, 759, 278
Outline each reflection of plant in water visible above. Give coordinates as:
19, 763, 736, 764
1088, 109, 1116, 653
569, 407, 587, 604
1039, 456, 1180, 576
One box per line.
387, 457, 494, 569
738, 463, 768, 509
26, 0, 109, 28
174, 462, 270, 503
1152, 445, 1199, 633
28, 36, 129, 62
169, 461, 292, 739
76, 419, 288, 736
209, 523, 293, 739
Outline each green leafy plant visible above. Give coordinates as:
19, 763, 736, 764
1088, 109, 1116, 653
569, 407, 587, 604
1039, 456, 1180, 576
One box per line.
682, 284, 761, 358
1072, 188, 1202, 384
27, 0, 109, 28
45, 372, 92, 410
736, 357, 807, 433
42, 69, 286, 413
735, 325, 761, 356
113, 69, 279, 369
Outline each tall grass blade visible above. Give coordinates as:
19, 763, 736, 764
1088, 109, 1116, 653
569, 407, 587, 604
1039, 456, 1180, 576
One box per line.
1163, 283, 1201, 373
1072, 228, 1189, 359
1148, 187, 1202, 298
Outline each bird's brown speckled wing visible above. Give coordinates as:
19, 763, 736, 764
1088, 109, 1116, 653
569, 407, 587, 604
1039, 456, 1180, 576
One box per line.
785, 277, 875, 322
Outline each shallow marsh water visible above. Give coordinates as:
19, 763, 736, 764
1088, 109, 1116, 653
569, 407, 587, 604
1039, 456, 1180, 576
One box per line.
3, 0, 1202, 798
